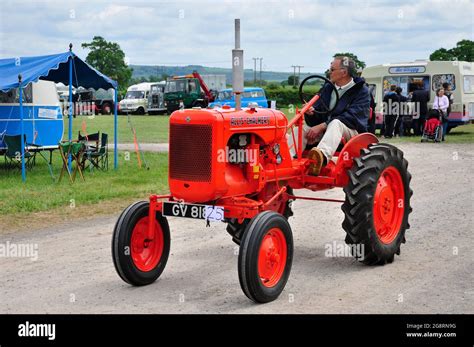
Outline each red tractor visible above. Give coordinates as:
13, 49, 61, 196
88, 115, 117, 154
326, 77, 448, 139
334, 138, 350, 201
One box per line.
112, 76, 413, 303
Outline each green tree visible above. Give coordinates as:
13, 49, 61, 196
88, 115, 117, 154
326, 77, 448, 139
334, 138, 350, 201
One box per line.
430, 40, 474, 62
288, 75, 299, 86
430, 48, 455, 61
81, 36, 133, 88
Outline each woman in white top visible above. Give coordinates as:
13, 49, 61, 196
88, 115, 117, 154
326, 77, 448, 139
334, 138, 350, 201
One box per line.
432, 88, 449, 141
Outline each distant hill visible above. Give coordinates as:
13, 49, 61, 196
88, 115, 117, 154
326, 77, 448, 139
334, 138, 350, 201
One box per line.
130, 64, 320, 83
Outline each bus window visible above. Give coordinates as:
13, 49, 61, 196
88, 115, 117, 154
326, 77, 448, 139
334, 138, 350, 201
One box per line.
432, 74, 456, 91
463, 76, 474, 94
383, 76, 430, 96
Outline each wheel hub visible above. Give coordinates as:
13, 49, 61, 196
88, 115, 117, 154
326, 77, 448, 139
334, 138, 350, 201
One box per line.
131, 217, 164, 272
373, 166, 405, 244
258, 228, 287, 288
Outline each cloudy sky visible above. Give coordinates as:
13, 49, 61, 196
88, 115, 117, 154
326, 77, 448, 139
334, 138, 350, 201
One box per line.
0, 0, 472, 73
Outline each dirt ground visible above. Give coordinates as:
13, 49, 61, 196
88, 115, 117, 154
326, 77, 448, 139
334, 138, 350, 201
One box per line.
1, 142, 473, 314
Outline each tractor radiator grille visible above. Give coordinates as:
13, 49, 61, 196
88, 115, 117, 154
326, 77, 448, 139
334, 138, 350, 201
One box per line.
169, 123, 212, 182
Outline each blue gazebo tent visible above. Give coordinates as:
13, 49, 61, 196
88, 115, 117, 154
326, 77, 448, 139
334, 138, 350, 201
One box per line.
0, 46, 119, 181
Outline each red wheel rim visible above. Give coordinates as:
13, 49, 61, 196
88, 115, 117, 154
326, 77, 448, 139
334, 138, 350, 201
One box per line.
373, 166, 405, 244
258, 228, 287, 288
131, 216, 164, 272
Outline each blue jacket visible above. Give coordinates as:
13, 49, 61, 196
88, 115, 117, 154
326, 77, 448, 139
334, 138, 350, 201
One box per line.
305, 77, 370, 133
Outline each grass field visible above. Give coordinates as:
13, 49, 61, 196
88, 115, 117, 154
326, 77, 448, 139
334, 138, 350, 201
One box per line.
63, 114, 169, 144
0, 151, 168, 230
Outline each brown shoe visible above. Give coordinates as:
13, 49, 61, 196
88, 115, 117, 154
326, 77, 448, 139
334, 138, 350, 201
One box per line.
307, 148, 325, 176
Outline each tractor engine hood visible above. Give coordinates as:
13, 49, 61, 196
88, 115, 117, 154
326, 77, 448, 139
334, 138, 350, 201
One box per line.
168, 107, 288, 203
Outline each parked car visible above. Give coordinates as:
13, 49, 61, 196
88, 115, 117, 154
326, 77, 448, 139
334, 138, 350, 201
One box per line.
209, 87, 268, 108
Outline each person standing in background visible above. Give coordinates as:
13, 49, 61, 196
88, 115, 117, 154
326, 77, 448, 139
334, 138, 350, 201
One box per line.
442, 82, 454, 133
394, 86, 407, 137
383, 85, 399, 138
433, 88, 449, 141
411, 84, 430, 136
367, 83, 377, 135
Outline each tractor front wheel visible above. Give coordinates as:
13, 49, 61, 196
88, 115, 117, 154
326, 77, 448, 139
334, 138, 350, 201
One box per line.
227, 187, 293, 245
238, 211, 293, 303
342, 143, 413, 265
112, 201, 170, 285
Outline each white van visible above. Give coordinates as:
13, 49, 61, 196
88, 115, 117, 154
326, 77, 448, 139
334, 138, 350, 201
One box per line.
119, 82, 154, 114
0, 80, 63, 151
362, 60, 474, 131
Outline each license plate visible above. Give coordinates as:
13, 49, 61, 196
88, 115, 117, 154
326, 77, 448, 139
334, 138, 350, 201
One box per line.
162, 202, 224, 222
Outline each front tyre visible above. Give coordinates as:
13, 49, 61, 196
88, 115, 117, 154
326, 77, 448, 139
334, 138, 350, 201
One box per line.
112, 201, 170, 285
342, 143, 413, 265
238, 211, 293, 303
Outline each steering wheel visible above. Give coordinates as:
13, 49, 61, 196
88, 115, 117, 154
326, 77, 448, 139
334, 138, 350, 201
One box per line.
298, 75, 339, 115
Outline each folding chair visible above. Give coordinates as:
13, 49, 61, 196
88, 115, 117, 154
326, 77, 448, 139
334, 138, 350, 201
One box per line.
3, 134, 37, 170
91, 133, 108, 171
79, 131, 100, 171
58, 141, 85, 183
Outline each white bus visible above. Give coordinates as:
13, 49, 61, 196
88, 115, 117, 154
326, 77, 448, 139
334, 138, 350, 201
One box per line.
362, 60, 474, 131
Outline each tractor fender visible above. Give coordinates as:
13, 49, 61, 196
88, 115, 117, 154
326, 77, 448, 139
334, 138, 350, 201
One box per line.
334, 132, 379, 186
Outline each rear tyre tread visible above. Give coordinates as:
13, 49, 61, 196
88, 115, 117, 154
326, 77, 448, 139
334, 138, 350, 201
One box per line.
342, 143, 412, 265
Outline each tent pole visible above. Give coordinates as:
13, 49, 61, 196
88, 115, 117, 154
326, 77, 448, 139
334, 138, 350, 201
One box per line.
68, 44, 73, 171
114, 88, 118, 169
19, 74, 26, 182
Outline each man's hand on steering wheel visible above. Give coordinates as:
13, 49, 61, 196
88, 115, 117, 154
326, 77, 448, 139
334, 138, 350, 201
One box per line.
299, 75, 340, 116
305, 106, 315, 116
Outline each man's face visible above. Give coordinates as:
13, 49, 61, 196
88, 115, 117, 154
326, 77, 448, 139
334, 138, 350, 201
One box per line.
329, 59, 347, 84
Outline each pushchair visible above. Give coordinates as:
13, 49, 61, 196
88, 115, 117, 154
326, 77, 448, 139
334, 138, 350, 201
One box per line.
421, 109, 443, 142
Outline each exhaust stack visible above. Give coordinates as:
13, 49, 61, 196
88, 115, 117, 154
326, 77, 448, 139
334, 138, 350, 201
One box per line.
232, 19, 244, 110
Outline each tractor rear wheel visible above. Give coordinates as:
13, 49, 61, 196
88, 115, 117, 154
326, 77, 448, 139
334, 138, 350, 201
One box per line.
342, 143, 412, 265
238, 211, 293, 303
112, 201, 170, 285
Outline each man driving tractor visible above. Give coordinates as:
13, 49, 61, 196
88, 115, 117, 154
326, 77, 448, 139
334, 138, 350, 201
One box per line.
289, 56, 370, 175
